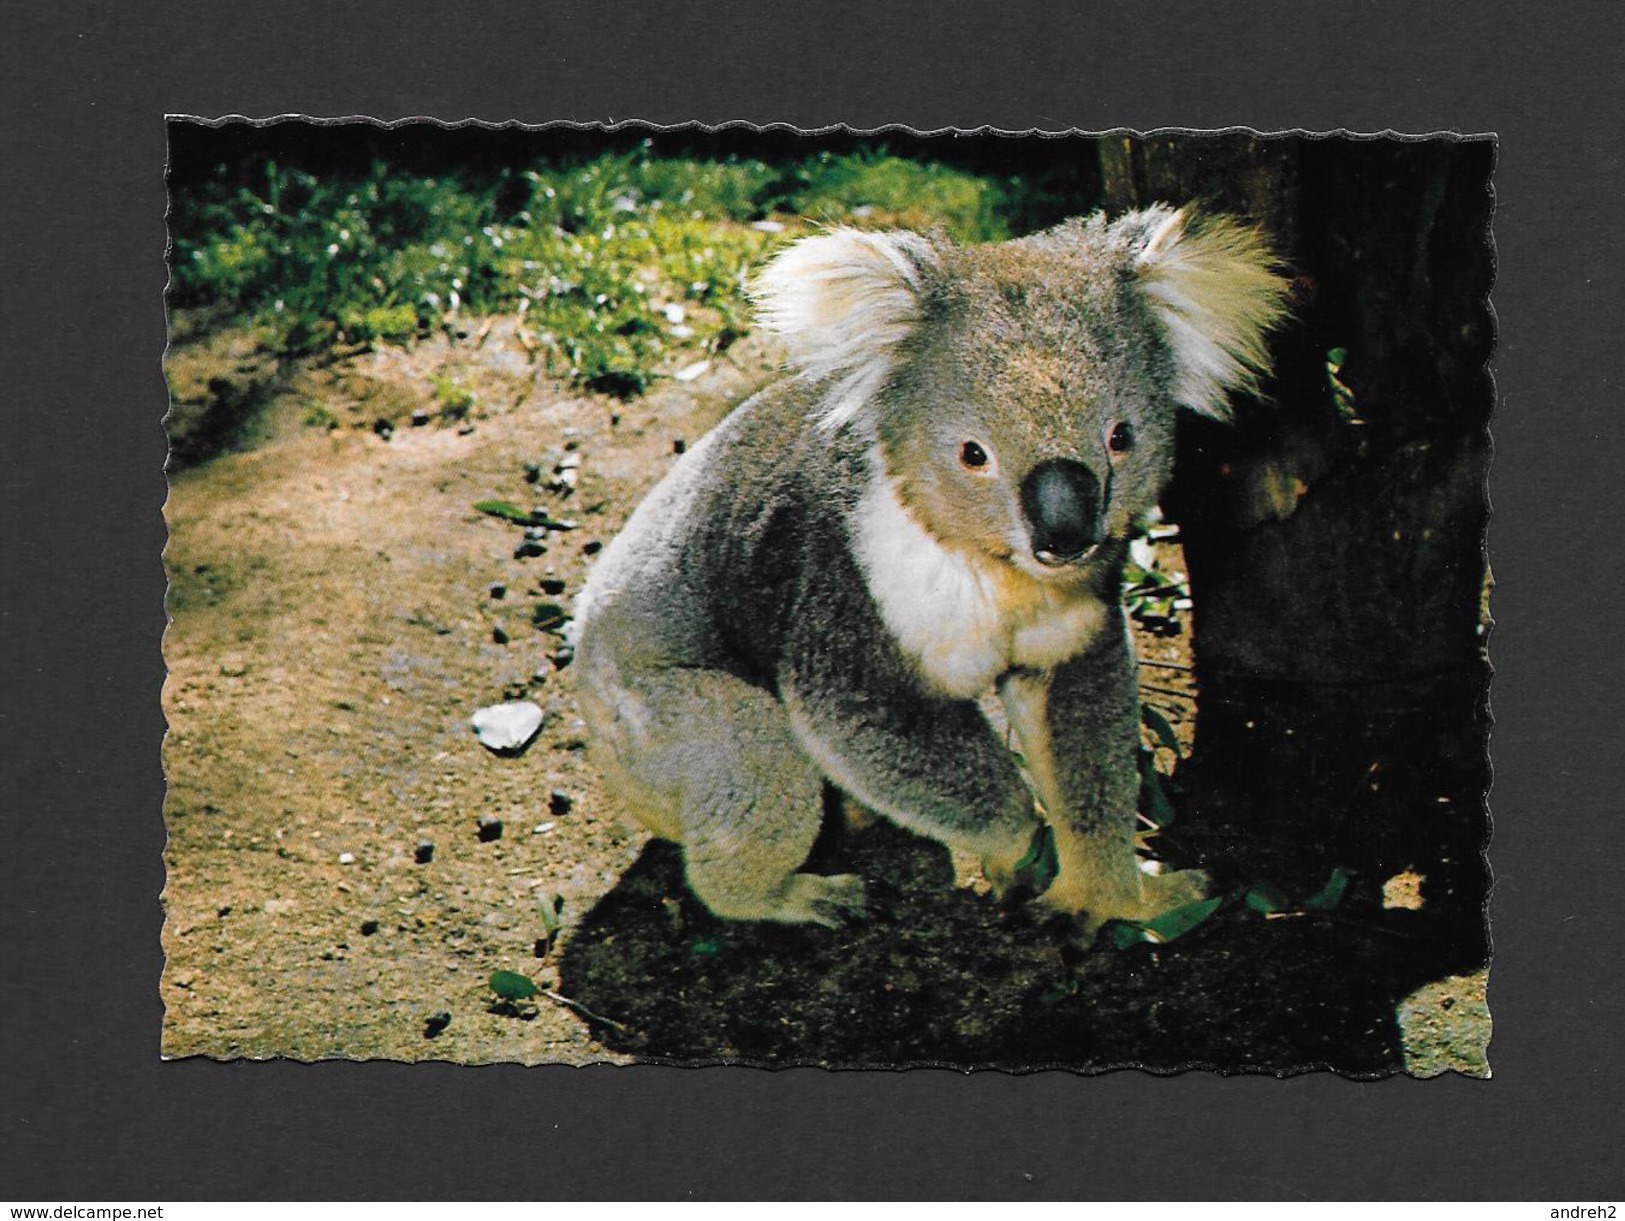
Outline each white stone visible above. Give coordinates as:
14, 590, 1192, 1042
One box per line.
471, 701, 545, 753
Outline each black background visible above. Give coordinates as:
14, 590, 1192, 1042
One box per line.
4, 0, 1622, 1201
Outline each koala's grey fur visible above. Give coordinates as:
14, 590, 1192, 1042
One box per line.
574, 206, 1289, 929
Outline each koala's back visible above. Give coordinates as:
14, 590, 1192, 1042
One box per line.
576, 380, 869, 690
574, 378, 892, 855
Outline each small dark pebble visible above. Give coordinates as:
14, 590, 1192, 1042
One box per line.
423, 1011, 452, 1039
548, 790, 573, 817
514, 540, 545, 559
523, 462, 542, 483
458, 424, 476, 436
552, 644, 576, 669
531, 665, 551, 686
539, 577, 567, 596
410, 408, 430, 427
373, 418, 394, 438
582, 539, 603, 556
673, 438, 687, 454
564, 439, 579, 452
360, 919, 380, 936
610, 412, 621, 427
217, 905, 232, 918
488, 582, 507, 599
531, 602, 569, 631
413, 840, 435, 864
477, 815, 504, 842
492, 623, 510, 645
534, 938, 551, 958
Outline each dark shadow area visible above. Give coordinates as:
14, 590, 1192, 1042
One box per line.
162, 308, 295, 471
1143, 136, 1495, 976
1167, 672, 1491, 980
559, 818, 1462, 1074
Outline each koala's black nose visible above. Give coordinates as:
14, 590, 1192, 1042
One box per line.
1020, 458, 1103, 565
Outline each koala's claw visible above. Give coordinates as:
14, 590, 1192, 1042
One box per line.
792, 872, 868, 929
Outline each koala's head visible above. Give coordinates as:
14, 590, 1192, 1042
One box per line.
753, 207, 1290, 583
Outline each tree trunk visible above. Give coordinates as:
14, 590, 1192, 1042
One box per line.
1102, 134, 1494, 980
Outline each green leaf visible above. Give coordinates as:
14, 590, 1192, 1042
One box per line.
489, 969, 540, 1000
1304, 866, 1354, 911
1326, 346, 1348, 370
1139, 893, 1225, 943
1141, 705, 1181, 754
1243, 884, 1289, 914
1139, 757, 1176, 828
474, 499, 533, 524
1013, 823, 1058, 894
538, 893, 564, 936
1104, 920, 1151, 950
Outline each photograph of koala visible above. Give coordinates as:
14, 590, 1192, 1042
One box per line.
162, 122, 1492, 1075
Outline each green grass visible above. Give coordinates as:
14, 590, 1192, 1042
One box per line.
782, 150, 1011, 242
169, 146, 1025, 397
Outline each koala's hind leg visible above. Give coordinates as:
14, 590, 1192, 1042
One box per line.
586, 666, 865, 928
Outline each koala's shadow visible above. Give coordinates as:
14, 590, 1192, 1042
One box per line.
558, 819, 1412, 1074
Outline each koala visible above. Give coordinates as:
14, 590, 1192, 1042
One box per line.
573, 205, 1289, 931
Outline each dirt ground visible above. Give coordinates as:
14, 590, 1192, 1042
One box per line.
159, 314, 1489, 1072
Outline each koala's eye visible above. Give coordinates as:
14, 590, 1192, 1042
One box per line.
1108, 422, 1136, 455
959, 440, 990, 470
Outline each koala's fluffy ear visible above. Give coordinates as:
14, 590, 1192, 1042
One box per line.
1130, 206, 1291, 420
752, 228, 940, 430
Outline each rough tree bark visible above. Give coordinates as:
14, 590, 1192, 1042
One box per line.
1101, 134, 1494, 979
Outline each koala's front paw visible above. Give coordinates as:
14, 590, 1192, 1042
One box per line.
782, 872, 868, 929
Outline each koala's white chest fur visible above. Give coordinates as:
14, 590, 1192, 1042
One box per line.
852, 467, 1107, 698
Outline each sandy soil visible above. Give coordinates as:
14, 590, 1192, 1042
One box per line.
162, 313, 783, 1062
